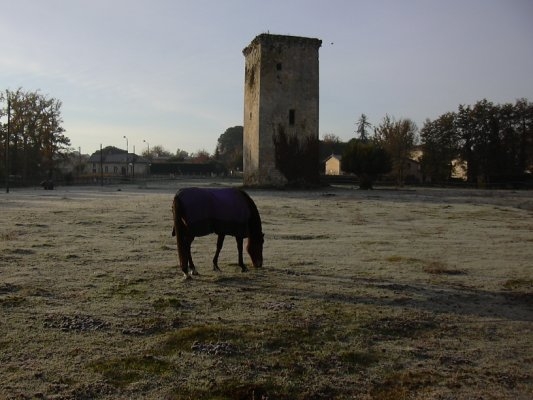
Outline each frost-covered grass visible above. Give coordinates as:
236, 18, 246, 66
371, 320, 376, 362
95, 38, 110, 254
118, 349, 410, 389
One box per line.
1, 182, 532, 399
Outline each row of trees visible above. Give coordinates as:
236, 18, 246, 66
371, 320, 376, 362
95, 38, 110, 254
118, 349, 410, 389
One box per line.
143, 125, 244, 167
340, 99, 533, 188
420, 98, 533, 185
140, 145, 209, 163
1, 89, 69, 185
139, 126, 243, 176
140, 145, 189, 161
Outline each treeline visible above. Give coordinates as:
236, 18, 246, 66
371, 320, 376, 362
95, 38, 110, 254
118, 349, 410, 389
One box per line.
0, 89, 69, 184
2, 88, 531, 189
420, 98, 533, 186
325, 99, 533, 188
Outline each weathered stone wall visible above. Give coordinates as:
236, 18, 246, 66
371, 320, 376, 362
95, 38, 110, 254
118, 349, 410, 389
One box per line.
243, 34, 322, 186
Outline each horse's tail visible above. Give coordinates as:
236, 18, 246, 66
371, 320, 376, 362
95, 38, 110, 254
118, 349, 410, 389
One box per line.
172, 193, 191, 277
172, 192, 189, 240
171, 193, 182, 236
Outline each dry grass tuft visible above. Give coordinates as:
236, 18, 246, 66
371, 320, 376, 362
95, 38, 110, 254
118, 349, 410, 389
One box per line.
503, 278, 533, 291
89, 356, 173, 388
423, 261, 465, 275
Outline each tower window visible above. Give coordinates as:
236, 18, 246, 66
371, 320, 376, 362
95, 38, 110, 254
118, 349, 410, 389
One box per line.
276, 63, 282, 71
289, 109, 295, 125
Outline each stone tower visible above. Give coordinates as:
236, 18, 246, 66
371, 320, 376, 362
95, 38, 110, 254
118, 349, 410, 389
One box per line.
242, 33, 322, 186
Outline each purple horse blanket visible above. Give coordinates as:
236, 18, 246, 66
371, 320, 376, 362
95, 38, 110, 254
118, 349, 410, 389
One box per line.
176, 187, 251, 238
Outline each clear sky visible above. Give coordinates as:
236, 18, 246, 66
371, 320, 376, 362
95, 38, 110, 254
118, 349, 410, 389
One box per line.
1, 0, 532, 156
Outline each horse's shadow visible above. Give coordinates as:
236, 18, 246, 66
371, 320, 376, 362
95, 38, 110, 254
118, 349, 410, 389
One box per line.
350, 279, 533, 322
214, 268, 533, 323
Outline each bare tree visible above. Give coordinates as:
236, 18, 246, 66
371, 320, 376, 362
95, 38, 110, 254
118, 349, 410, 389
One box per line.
322, 133, 341, 144
191, 149, 211, 164
375, 115, 417, 186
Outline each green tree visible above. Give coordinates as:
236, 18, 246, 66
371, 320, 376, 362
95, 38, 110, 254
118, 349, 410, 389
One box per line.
420, 113, 460, 182
1, 88, 69, 183
512, 99, 533, 177
215, 126, 243, 171
174, 148, 189, 161
93, 146, 126, 157
468, 99, 499, 184
341, 139, 391, 189
356, 113, 372, 142
421, 98, 533, 186
464, 98, 533, 185
457, 99, 506, 184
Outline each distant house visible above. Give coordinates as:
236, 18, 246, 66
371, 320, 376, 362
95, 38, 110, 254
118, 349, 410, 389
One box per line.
410, 146, 423, 162
324, 154, 342, 175
451, 158, 467, 180
383, 157, 423, 184
404, 158, 422, 183
88, 152, 150, 178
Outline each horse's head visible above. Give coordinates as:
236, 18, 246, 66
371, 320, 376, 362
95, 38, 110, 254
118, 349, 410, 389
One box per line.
247, 233, 264, 268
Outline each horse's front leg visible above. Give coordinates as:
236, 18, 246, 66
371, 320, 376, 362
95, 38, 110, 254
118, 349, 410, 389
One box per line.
236, 237, 248, 272
212, 234, 224, 272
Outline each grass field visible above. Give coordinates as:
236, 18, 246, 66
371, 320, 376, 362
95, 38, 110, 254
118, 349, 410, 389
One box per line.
1, 181, 532, 399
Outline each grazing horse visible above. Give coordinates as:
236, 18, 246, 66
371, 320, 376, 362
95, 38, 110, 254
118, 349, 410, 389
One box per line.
172, 187, 264, 279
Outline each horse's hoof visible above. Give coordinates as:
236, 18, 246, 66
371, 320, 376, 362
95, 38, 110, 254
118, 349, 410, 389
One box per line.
182, 275, 192, 281
241, 267, 249, 273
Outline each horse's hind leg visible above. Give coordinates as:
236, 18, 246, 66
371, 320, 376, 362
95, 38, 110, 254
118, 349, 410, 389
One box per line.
175, 227, 196, 278
236, 237, 248, 272
187, 237, 199, 276
176, 234, 191, 279
212, 234, 224, 272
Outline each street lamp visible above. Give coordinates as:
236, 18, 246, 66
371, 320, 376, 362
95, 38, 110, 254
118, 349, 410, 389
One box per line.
143, 139, 150, 155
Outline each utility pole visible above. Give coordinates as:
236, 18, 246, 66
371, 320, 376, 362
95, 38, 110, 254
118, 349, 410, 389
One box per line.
132, 145, 135, 181
78, 147, 81, 182
5, 92, 10, 193
123, 135, 128, 179
100, 143, 103, 186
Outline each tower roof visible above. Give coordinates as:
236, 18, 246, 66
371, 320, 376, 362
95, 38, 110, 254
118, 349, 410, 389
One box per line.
243, 33, 322, 56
